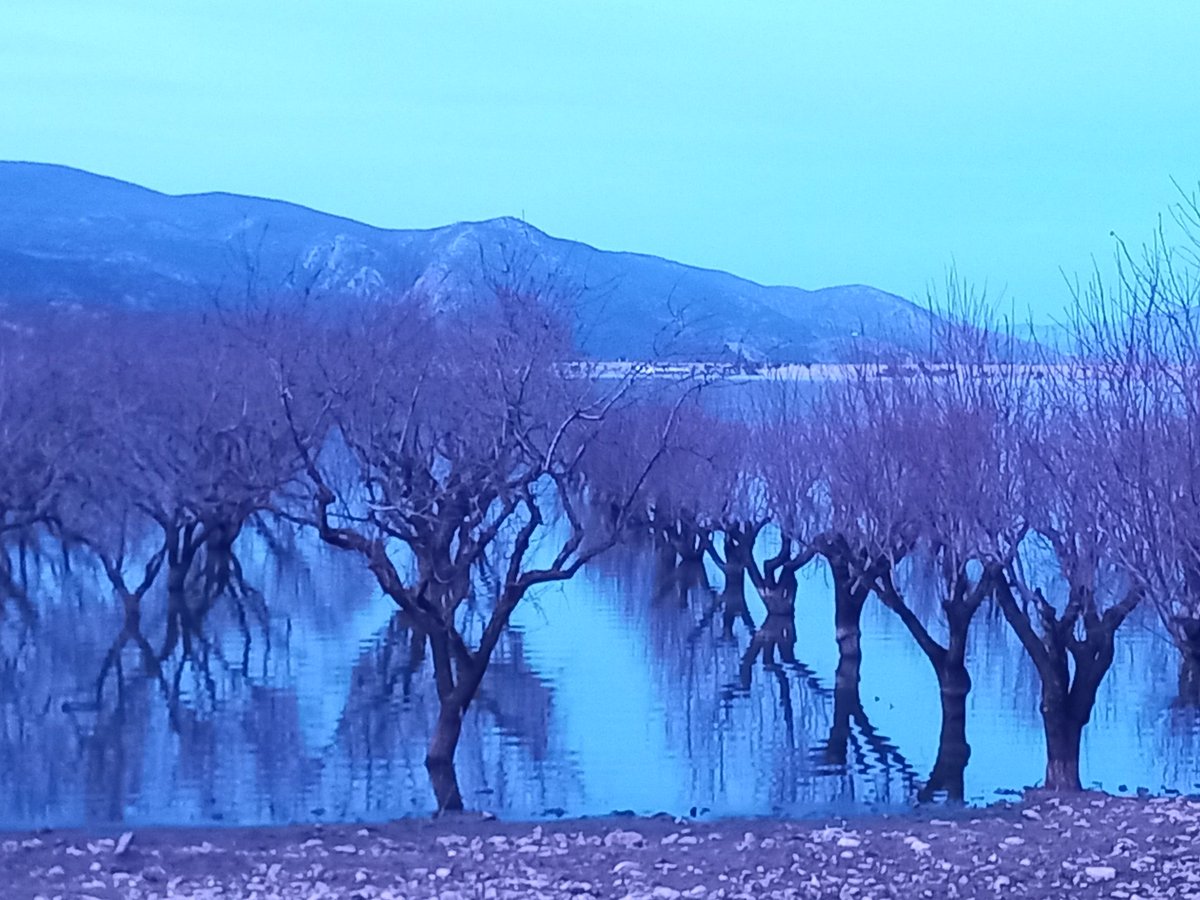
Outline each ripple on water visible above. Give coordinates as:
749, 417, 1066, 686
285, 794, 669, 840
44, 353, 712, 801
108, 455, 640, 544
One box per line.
2, 539, 1199, 827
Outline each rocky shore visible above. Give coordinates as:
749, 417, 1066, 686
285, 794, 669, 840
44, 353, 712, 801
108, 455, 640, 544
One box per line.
4, 793, 1199, 899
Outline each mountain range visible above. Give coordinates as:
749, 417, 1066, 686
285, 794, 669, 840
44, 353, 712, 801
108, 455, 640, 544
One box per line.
0, 161, 945, 363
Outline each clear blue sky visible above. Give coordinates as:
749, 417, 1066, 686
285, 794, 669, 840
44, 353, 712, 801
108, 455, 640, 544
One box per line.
4, 1, 1199, 320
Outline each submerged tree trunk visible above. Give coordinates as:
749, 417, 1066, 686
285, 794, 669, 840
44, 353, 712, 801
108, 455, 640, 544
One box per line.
833, 577, 865, 669
921, 650, 971, 801
651, 530, 679, 604
718, 564, 754, 640
828, 555, 875, 692
426, 704, 466, 812
672, 518, 705, 609
1171, 618, 1200, 706
651, 519, 711, 608
164, 522, 204, 598
823, 618, 866, 769
743, 575, 798, 668
874, 569, 986, 802
419, 582, 527, 813
708, 524, 761, 641
160, 583, 199, 661
925, 600, 977, 797
921, 672, 969, 801
675, 555, 710, 607
994, 576, 1132, 792
199, 519, 246, 600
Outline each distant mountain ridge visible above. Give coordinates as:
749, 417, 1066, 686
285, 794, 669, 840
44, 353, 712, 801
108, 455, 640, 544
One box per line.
0, 161, 943, 363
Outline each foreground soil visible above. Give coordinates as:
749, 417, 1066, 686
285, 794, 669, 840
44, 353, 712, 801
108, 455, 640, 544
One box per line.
4, 793, 1199, 899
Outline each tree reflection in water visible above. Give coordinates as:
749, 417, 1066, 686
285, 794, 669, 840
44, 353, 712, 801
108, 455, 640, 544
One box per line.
1, 522, 1199, 827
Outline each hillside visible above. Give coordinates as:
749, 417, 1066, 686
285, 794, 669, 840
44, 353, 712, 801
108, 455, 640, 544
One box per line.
0, 162, 943, 363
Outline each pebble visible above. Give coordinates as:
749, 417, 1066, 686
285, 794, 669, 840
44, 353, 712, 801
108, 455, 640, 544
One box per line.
6, 796, 1198, 899
604, 829, 646, 849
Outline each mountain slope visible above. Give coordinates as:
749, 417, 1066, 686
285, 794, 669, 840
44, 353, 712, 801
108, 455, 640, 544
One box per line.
0, 161, 941, 362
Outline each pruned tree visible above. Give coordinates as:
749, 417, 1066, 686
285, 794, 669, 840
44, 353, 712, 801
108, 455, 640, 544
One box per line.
1074, 197, 1200, 702
730, 387, 827, 668
281, 287, 683, 810
867, 292, 1029, 799
991, 361, 1142, 791
0, 316, 107, 620
811, 372, 922, 688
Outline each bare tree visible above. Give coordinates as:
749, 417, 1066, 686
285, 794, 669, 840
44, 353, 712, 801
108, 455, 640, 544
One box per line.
990, 361, 1142, 791
868, 297, 1029, 799
1073, 202, 1200, 702
281, 288, 681, 810
811, 373, 921, 690
0, 315, 107, 620
731, 391, 826, 669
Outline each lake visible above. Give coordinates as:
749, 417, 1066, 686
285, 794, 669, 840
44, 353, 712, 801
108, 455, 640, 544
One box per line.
0, 526, 1197, 828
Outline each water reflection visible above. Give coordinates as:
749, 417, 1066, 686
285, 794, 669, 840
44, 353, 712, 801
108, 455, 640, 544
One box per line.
0, 529, 1198, 828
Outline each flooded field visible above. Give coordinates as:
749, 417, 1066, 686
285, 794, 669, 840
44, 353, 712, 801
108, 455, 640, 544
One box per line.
1, 529, 1196, 829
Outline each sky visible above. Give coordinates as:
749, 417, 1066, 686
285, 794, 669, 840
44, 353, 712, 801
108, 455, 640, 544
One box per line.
3, 1, 1199, 321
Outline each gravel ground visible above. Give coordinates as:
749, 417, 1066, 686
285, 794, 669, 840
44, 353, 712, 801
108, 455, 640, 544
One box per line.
4, 793, 1200, 899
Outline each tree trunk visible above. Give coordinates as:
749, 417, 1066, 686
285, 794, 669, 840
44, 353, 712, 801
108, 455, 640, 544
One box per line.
830, 562, 868, 692
1039, 663, 1086, 791
834, 588, 864, 665
747, 582, 797, 666
1179, 653, 1200, 707
652, 537, 679, 604
824, 564, 869, 767
1043, 712, 1083, 791
1045, 637, 1109, 791
879, 590, 977, 801
921, 661, 971, 801
427, 702, 464, 767
992, 578, 1119, 793
1173, 618, 1200, 706
426, 702, 466, 812
676, 555, 709, 607
421, 602, 511, 813
718, 565, 753, 640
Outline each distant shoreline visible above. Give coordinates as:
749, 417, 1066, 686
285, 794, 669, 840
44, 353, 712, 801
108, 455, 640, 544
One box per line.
569, 361, 1082, 381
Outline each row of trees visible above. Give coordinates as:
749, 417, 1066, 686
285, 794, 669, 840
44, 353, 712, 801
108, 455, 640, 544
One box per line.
2, 189, 1199, 808
596, 188, 1200, 792
0, 291, 694, 810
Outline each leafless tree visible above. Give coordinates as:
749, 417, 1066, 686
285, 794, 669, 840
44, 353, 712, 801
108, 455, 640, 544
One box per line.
0, 316, 107, 620
867, 293, 1029, 799
280, 287, 683, 810
810, 373, 921, 691
987, 357, 1142, 790
1071, 198, 1200, 702
730, 391, 826, 668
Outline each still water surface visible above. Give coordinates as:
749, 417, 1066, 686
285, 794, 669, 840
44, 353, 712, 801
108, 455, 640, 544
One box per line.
1, 528, 1198, 828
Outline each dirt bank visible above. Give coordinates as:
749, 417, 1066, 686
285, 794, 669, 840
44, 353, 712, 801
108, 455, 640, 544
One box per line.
3, 793, 1198, 899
